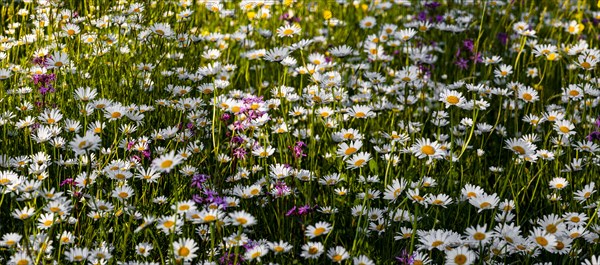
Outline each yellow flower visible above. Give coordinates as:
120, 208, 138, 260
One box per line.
323, 10, 332, 20
247, 11, 256, 20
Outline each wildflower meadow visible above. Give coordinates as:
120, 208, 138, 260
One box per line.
1, 0, 600, 264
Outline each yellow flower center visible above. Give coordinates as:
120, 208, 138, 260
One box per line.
581, 62, 591, 69
204, 215, 216, 222
354, 159, 366, 167
431, 240, 443, 247
546, 53, 558, 61
160, 160, 173, 169
163, 220, 174, 228
559, 126, 570, 133
522, 93, 533, 101
512, 146, 526, 155
421, 145, 435, 155
314, 227, 326, 236
473, 232, 486, 241
178, 247, 190, 257
412, 195, 424, 202
454, 254, 467, 265
569, 90, 580, 97
480, 202, 491, 208
536, 236, 548, 246
283, 29, 294, 35
446, 95, 459, 104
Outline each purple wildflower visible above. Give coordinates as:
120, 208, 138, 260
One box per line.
424, 1, 441, 9
191, 173, 210, 189
220, 113, 231, 122
586, 131, 600, 142
192, 194, 204, 204
126, 141, 135, 151
290, 141, 307, 159
233, 147, 247, 160
271, 181, 292, 198
297, 204, 314, 215
396, 249, 415, 264
60, 178, 77, 187
470, 52, 483, 63
32, 73, 56, 86
211, 196, 227, 209
130, 155, 141, 163
219, 253, 244, 265
243, 240, 259, 251
463, 39, 474, 52
455, 58, 469, 69
231, 136, 244, 144
32, 55, 50, 66
497, 32, 508, 46
285, 206, 297, 216
31, 122, 41, 131
142, 149, 151, 158
416, 11, 427, 21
